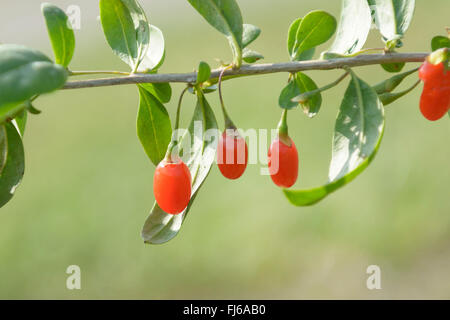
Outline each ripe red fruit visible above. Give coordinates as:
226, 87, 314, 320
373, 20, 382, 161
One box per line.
217, 130, 248, 180
418, 61, 446, 84
268, 136, 298, 188
418, 60, 450, 121
420, 82, 450, 121
153, 159, 192, 215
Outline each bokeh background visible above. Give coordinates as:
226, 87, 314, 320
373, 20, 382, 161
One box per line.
0, 0, 449, 299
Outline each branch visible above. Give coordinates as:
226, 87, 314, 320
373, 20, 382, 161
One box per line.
63, 53, 428, 90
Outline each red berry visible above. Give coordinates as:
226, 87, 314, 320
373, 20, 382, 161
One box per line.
418, 61, 450, 121
153, 159, 192, 214
418, 61, 446, 84
420, 82, 450, 121
268, 136, 298, 188
217, 130, 248, 180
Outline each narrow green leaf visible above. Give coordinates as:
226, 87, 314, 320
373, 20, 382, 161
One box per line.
326, 0, 372, 55
138, 25, 165, 72
369, 0, 415, 46
0, 123, 25, 208
42, 3, 75, 67
291, 10, 337, 60
187, 0, 243, 66
139, 82, 172, 104
279, 73, 321, 117
373, 67, 418, 94
242, 24, 261, 48
284, 73, 384, 206
242, 48, 264, 63
431, 36, 450, 51
141, 93, 219, 244
378, 80, 420, 106
0, 45, 67, 123
196, 61, 211, 84
137, 86, 172, 166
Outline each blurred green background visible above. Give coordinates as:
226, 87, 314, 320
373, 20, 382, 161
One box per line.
0, 0, 449, 299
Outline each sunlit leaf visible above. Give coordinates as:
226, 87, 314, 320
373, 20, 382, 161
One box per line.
284, 72, 384, 206
326, 0, 372, 55
42, 3, 76, 67
138, 25, 165, 72
369, 0, 415, 47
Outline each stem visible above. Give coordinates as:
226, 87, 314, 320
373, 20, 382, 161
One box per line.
175, 87, 189, 131
69, 70, 131, 76
165, 86, 189, 161
277, 109, 291, 146
218, 65, 236, 129
292, 71, 350, 103
345, 47, 386, 57
62, 53, 428, 90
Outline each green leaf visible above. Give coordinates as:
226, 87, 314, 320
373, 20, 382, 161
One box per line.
137, 25, 165, 72
284, 72, 384, 206
187, 0, 243, 66
378, 80, 420, 106
137, 86, 172, 166
99, 0, 150, 71
14, 109, 27, 137
291, 10, 337, 61
196, 61, 211, 84
381, 61, 405, 73
242, 24, 261, 48
122, 0, 150, 58
242, 48, 264, 63
373, 67, 418, 94
0, 44, 67, 123
41, 3, 75, 67
279, 80, 300, 110
279, 72, 321, 117
326, 0, 372, 55
368, 0, 415, 46
0, 126, 7, 174
0, 123, 25, 208
141, 92, 219, 244
431, 36, 450, 51
288, 18, 315, 61
296, 72, 322, 117
139, 82, 172, 104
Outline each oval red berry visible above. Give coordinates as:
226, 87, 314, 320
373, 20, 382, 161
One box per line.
217, 130, 248, 180
268, 137, 298, 188
153, 159, 192, 214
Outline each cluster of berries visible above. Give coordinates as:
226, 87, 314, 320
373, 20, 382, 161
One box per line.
418, 53, 450, 121
153, 117, 298, 215
153, 51, 450, 215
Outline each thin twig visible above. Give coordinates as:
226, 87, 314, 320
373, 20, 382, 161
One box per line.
63, 53, 428, 90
